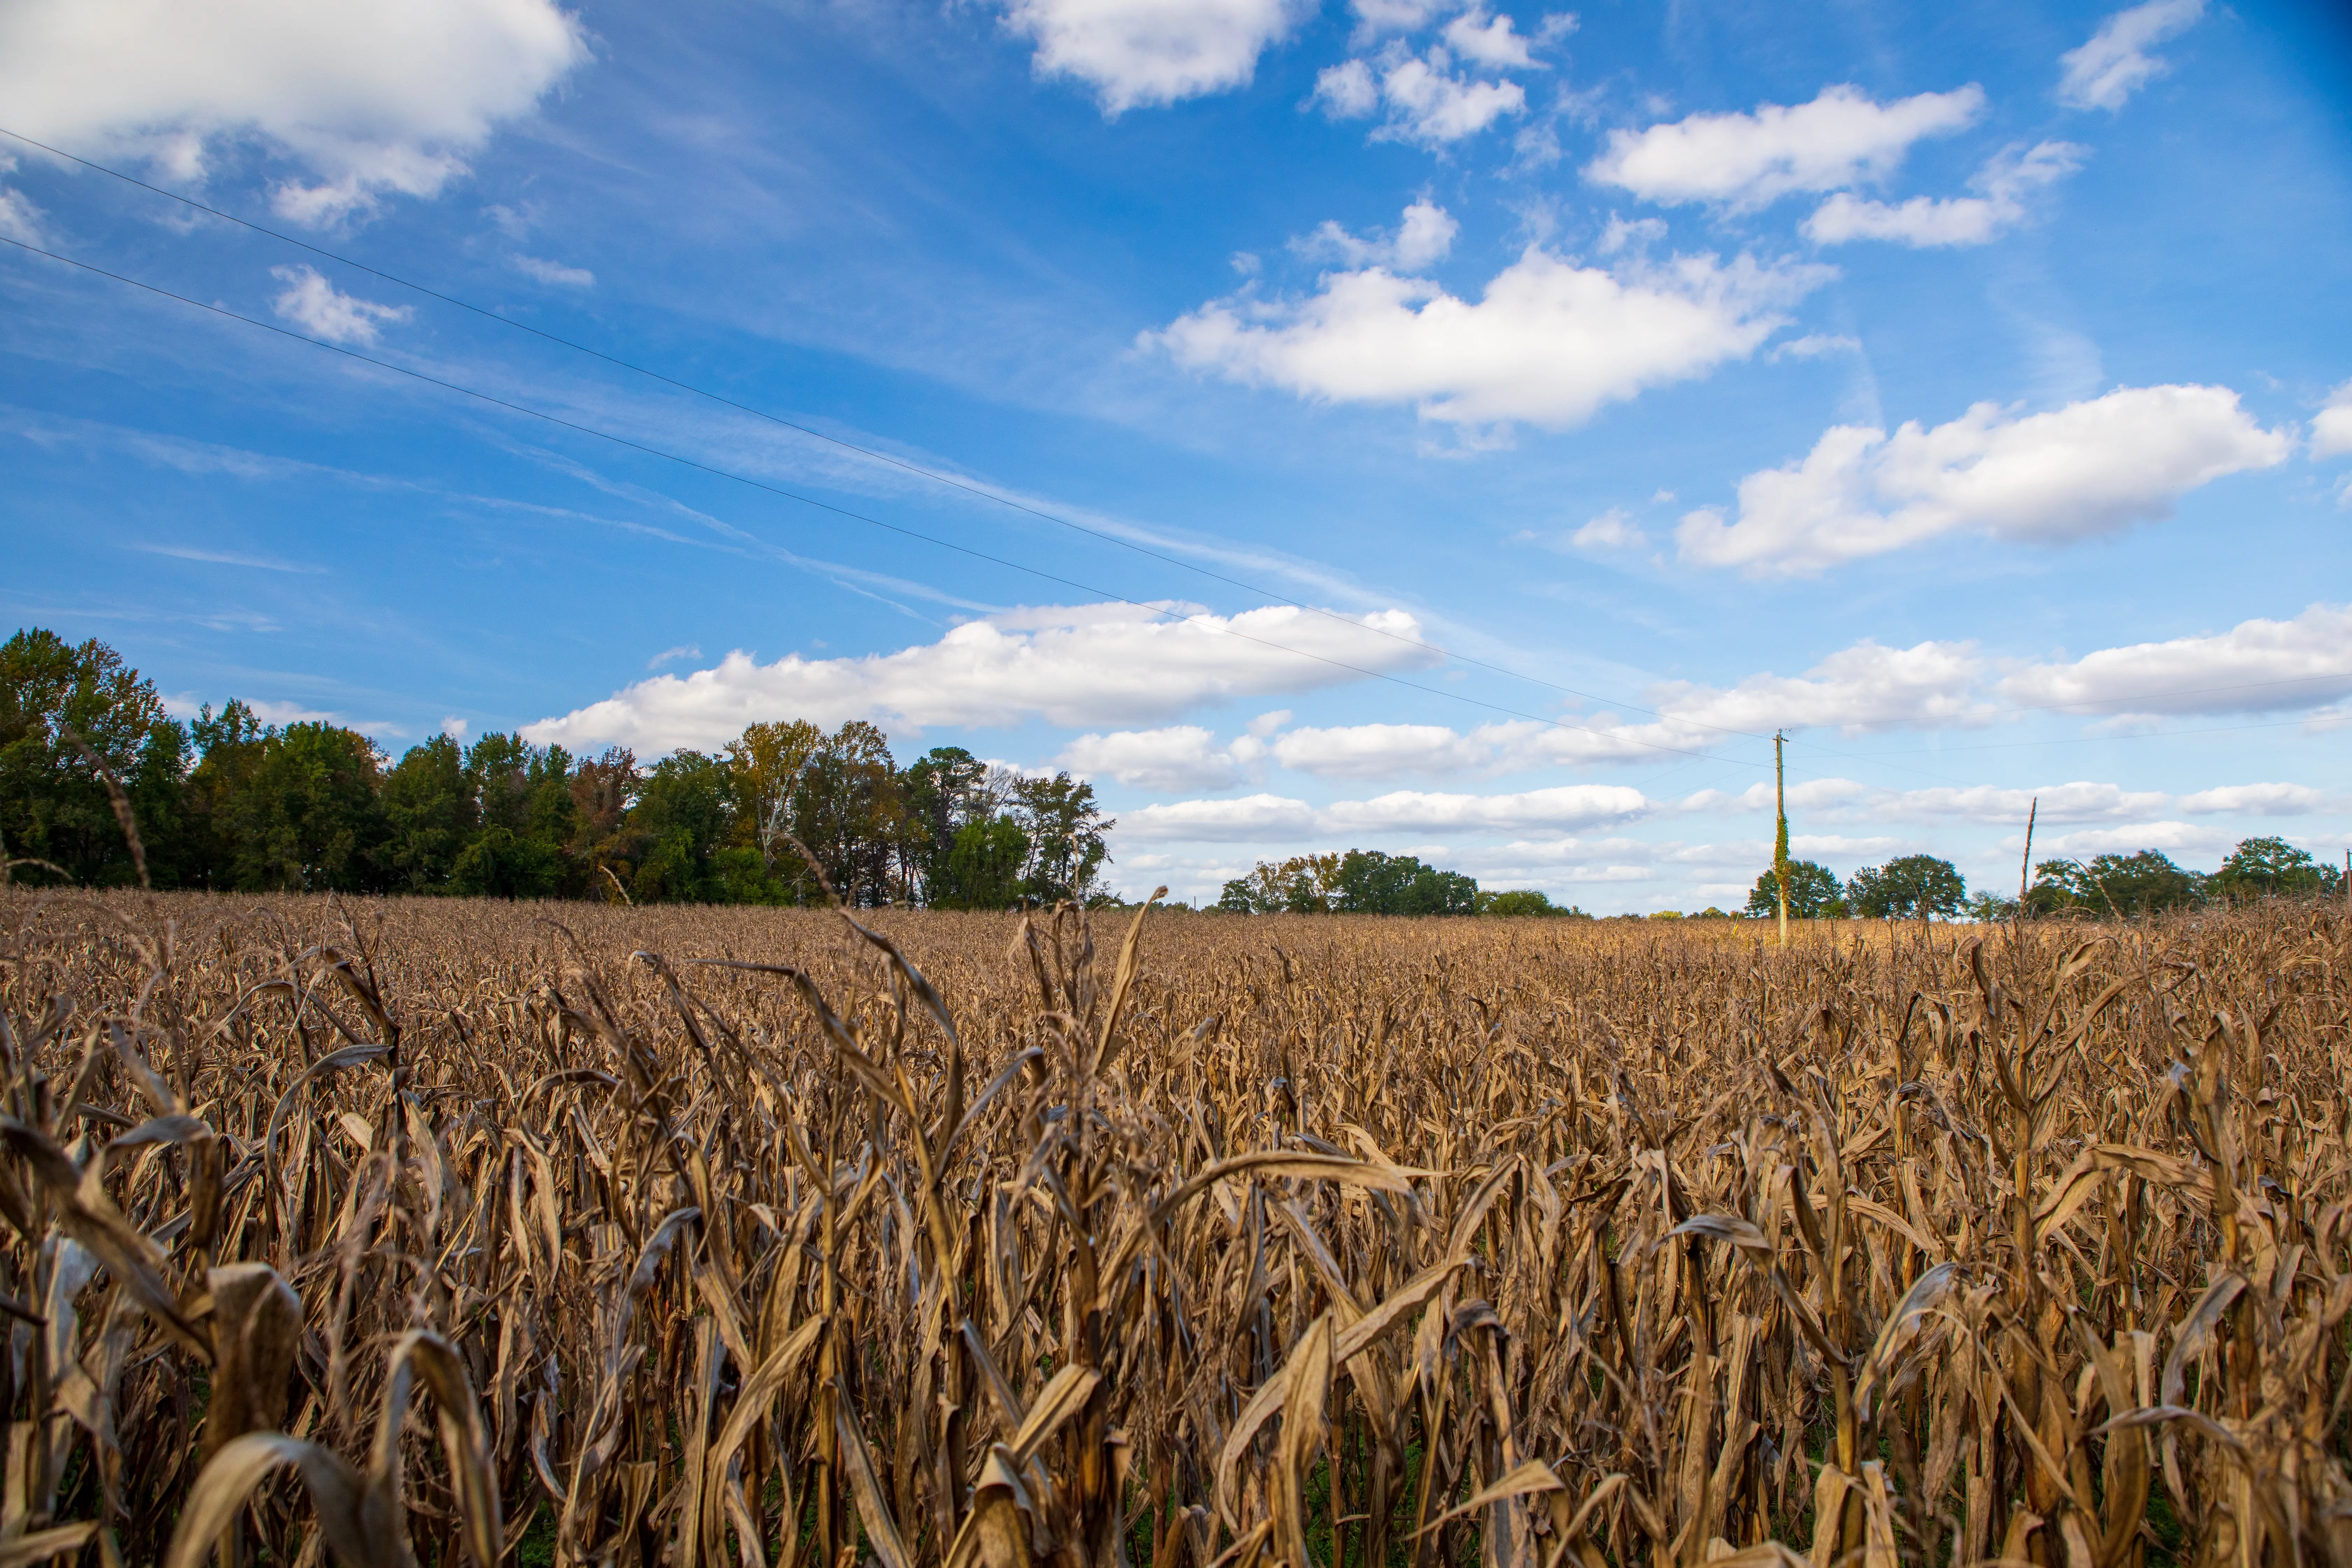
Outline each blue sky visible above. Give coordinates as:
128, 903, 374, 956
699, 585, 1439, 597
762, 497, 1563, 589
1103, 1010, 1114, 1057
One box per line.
4, 0, 2349, 910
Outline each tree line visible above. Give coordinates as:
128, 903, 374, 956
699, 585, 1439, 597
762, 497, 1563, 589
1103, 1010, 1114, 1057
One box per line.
1213, 852, 1587, 917
1747, 842, 2345, 922
0, 629, 1112, 906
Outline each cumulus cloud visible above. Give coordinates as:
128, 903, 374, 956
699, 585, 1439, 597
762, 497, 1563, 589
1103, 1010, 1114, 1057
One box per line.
1676, 384, 2289, 574
1999, 603, 2352, 719
2176, 783, 2338, 816
1313, 46, 1526, 146
1269, 723, 1496, 779
269, 265, 412, 345
1118, 793, 1320, 841
1290, 200, 1460, 272
1152, 246, 1825, 429
1057, 726, 1265, 792
1116, 783, 1651, 841
2058, 0, 2206, 112
1003, 0, 1310, 113
1804, 141, 2086, 248
523, 601, 1439, 754
2311, 382, 2352, 461
1586, 84, 1984, 209
2022, 821, 2230, 859
1655, 639, 1991, 733
1441, 8, 1560, 69
0, 0, 586, 224
1325, 784, 1649, 834
1687, 777, 2189, 826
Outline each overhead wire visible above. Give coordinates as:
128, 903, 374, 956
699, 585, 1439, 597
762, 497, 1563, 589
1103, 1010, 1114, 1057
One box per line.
0, 231, 1761, 773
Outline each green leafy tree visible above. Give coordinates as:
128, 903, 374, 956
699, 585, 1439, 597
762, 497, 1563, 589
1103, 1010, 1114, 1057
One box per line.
2210, 836, 2326, 903
1847, 855, 1967, 919
1479, 889, 1588, 917
898, 746, 990, 901
1011, 771, 1112, 904
932, 817, 1031, 910
207, 722, 391, 892
462, 733, 579, 892
0, 629, 187, 886
630, 751, 738, 904
1743, 860, 1846, 918
450, 825, 564, 899
788, 721, 901, 905
1214, 877, 1261, 913
382, 734, 472, 892
1333, 849, 1478, 915
2029, 850, 2201, 916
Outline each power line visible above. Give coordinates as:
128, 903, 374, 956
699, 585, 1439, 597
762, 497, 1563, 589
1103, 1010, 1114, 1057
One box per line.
0, 125, 1774, 744
0, 232, 1755, 771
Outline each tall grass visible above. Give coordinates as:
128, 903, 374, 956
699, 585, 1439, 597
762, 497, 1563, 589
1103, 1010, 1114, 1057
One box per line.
0, 889, 2344, 1568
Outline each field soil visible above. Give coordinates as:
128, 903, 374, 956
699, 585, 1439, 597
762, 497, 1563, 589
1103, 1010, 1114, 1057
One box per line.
0, 890, 2346, 1568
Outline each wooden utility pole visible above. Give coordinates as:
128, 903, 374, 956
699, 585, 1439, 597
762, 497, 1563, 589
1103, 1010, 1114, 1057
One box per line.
1774, 729, 1789, 948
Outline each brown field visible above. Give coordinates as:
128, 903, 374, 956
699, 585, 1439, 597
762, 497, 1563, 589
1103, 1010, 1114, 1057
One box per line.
0, 890, 2345, 1568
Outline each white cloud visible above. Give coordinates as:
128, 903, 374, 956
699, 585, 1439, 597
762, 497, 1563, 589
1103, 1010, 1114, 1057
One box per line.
1677, 384, 2290, 574
523, 600, 1440, 753
1441, 8, 1547, 68
2058, 0, 2206, 112
1003, 0, 1309, 113
1804, 141, 2086, 248
1153, 246, 1825, 429
1324, 783, 1649, 834
1119, 793, 1320, 841
1655, 639, 1991, 733
1311, 59, 1382, 117
0, 187, 46, 244
1569, 507, 1645, 548
1998, 603, 2352, 718
2311, 382, 2352, 461
1270, 723, 1495, 779
1587, 84, 1985, 209
1688, 777, 2179, 826
2024, 821, 2230, 859
0, 0, 586, 225
1348, 0, 1453, 36
1768, 332, 1861, 361
1115, 782, 1651, 841
512, 254, 595, 287
239, 699, 335, 727
269, 265, 412, 345
441, 716, 470, 740
1057, 726, 1263, 792
1884, 781, 2169, 824
1290, 200, 1459, 272
1315, 46, 1527, 145
2176, 783, 2337, 816
647, 644, 702, 670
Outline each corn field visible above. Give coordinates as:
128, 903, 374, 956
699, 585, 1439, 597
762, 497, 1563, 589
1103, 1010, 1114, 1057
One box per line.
0, 890, 2345, 1568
